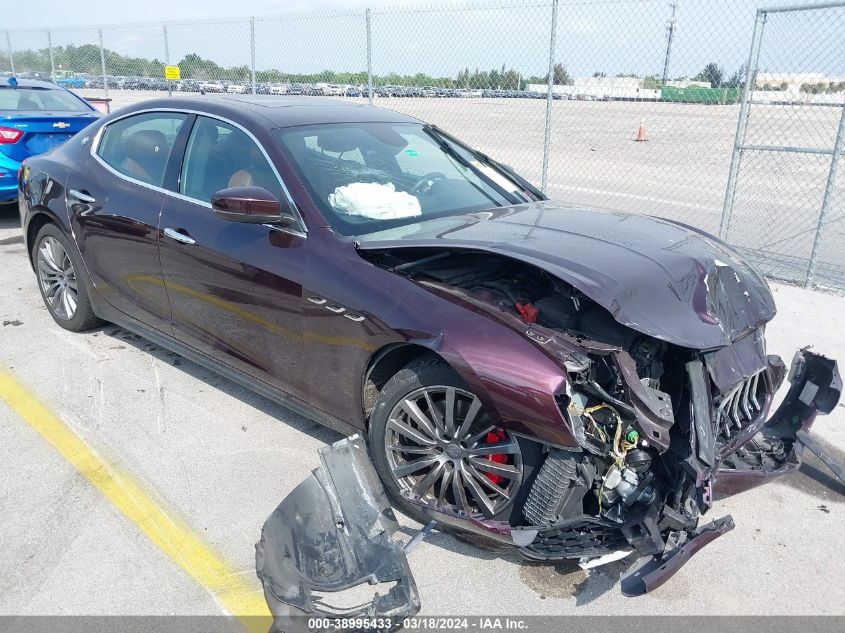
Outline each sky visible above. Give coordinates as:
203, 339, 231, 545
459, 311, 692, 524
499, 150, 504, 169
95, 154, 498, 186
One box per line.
14, 0, 434, 27
8, 0, 845, 81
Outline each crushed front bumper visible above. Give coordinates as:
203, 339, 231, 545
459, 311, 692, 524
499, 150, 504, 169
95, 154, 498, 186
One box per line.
713, 349, 841, 496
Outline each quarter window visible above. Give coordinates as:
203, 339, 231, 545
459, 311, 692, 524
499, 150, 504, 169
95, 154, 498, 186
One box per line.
96, 112, 188, 188
180, 116, 280, 204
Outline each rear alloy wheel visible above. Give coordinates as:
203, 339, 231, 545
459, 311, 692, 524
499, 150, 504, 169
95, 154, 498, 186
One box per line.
369, 359, 524, 522
37, 236, 78, 320
33, 223, 102, 332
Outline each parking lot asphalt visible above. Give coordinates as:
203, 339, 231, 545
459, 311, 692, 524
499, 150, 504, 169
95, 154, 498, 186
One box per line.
1, 204, 844, 617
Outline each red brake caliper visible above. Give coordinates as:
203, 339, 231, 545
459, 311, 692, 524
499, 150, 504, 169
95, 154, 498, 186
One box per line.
483, 428, 509, 485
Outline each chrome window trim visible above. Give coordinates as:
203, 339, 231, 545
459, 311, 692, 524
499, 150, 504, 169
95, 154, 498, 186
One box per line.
89, 107, 308, 237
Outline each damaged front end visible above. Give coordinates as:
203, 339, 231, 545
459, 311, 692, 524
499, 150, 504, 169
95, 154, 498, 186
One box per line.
257, 349, 840, 617
259, 240, 841, 610
525, 344, 840, 595
256, 435, 420, 623
353, 247, 842, 594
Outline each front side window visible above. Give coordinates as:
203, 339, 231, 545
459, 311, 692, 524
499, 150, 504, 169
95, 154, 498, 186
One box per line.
180, 116, 280, 204
275, 122, 539, 236
96, 112, 188, 188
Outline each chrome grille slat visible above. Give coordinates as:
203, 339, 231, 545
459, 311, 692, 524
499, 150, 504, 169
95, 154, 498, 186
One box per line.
749, 373, 760, 410
740, 379, 753, 420
714, 368, 768, 443
730, 385, 743, 428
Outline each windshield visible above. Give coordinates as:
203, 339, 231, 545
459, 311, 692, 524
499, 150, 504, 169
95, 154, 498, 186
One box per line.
275, 122, 543, 235
0, 86, 91, 112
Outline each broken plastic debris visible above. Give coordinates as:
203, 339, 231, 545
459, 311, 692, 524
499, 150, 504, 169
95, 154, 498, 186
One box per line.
328, 182, 421, 219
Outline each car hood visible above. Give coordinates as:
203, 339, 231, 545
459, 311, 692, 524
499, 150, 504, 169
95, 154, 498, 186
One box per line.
355, 201, 776, 350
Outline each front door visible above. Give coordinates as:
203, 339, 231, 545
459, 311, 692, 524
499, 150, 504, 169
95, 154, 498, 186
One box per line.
158, 115, 308, 398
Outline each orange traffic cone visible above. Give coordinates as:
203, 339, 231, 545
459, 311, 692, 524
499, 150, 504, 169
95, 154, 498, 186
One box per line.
635, 118, 648, 142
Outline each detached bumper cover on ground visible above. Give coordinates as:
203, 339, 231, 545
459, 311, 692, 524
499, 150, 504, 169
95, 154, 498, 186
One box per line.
255, 435, 420, 620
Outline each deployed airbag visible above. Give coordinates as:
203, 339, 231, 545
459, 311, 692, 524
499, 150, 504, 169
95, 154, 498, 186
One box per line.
329, 182, 421, 219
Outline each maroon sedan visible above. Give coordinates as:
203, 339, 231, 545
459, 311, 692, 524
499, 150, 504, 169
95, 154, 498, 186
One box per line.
17, 96, 840, 588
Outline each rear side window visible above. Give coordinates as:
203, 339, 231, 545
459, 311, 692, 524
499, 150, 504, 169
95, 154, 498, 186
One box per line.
96, 112, 188, 188
0, 86, 90, 112
180, 116, 279, 204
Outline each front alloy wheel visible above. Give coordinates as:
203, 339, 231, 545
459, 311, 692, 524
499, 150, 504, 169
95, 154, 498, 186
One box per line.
384, 385, 523, 518
369, 358, 526, 522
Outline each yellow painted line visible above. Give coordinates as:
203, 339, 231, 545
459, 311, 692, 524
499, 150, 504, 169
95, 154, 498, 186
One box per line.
0, 369, 272, 632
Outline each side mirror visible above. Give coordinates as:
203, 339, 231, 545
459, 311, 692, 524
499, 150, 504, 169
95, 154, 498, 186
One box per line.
210, 187, 297, 226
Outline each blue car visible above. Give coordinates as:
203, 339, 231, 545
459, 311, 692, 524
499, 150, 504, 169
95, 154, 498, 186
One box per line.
55, 76, 87, 89
1, 77, 100, 205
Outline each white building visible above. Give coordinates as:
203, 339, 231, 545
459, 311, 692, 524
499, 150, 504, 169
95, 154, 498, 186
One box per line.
665, 79, 710, 88
755, 72, 845, 90
526, 76, 659, 100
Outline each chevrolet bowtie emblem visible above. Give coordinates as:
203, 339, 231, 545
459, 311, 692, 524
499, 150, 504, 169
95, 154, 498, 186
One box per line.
52, 121, 71, 129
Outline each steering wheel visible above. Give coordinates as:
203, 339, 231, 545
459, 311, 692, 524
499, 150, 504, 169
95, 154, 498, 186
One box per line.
411, 171, 447, 195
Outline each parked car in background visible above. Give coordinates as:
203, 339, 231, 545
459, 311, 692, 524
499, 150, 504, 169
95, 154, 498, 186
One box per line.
55, 76, 86, 89
226, 83, 247, 94
269, 84, 287, 95
149, 78, 170, 92
199, 81, 224, 93
0, 77, 100, 205
345, 85, 361, 97
178, 80, 202, 93
322, 84, 345, 96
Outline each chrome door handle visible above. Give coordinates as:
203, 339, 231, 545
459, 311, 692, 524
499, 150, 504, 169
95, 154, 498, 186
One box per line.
68, 189, 96, 203
163, 227, 196, 245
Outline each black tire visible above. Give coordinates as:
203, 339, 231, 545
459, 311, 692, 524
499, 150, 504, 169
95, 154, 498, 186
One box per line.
368, 356, 537, 526
32, 223, 103, 332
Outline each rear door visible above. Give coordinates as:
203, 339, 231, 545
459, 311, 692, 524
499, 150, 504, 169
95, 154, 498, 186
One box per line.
68, 111, 192, 334
158, 114, 309, 397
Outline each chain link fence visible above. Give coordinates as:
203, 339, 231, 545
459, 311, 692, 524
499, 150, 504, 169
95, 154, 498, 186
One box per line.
720, 2, 845, 290
3, 0, 844, 289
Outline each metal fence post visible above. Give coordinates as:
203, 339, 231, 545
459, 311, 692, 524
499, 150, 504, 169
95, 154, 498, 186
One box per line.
163, 24, 171, 98
98, 28, 108, 98
47, 30, 55, 78
250, 17, 256, 95
366, 8, 373, 106
719, 9, 767, 240
661, 1, 678, 85
540, 0, 559, 193
5, 31, 14, 76
805, 102, 845, 288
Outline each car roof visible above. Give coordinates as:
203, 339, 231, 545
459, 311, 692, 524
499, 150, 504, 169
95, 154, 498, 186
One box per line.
119, 95, 422, 128
3, 77, 62, 89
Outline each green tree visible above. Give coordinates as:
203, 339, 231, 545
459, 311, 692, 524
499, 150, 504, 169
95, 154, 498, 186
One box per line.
726, 65, 746, 88
695, 62, 724, 88
641, 75, 662, 89
553, 63, 570, 85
